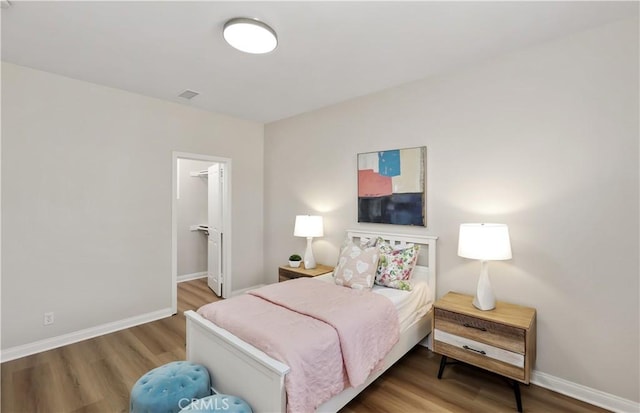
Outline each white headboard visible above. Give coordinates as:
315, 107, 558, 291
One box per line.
346, 229, 438, 300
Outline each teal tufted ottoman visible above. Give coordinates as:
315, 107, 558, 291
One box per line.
130, 361, 211, 413
179, 394, 252, 413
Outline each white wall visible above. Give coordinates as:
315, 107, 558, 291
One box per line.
265, 19, 639, 404
1, 62, 264, 350
177, 159, 212, 277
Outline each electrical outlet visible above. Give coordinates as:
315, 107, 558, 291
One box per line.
43, 312, 54, 326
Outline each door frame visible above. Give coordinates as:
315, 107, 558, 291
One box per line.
172, 151, 232, 313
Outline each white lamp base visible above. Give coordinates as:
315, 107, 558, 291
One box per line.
303, 237, 316, 269
473, 260, 496, 311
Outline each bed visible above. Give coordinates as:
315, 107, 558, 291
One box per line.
184, 230, 438, 412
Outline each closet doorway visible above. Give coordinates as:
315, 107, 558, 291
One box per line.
172, 152, 232, 313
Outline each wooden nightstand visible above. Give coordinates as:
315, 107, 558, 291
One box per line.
433, 292, 536, 412
278, 264, 334, 282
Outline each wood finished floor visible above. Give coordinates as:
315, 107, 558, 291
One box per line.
1, 278, 608, 413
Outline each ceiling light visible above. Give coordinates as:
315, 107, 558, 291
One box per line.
223, 18, 277, 54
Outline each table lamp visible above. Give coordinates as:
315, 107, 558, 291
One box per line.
294, 215, 324, 269
458, 223, 512, 311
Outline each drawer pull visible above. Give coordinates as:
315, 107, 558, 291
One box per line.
463, 345, 487, 355
463, 323, 487, 331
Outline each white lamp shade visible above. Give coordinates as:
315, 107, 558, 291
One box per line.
294, 215, 324, 238
223, 18, 277, 54
458, 223, 512, 261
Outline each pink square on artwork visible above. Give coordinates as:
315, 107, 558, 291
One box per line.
358, 169, 392, 197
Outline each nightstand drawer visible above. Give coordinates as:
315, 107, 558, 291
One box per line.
434, 329, 524, 367
435, 308, 525, 354
434, 335, 526, 382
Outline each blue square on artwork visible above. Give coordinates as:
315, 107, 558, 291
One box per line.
388, 193, 424, 225
378, 150, 400, 177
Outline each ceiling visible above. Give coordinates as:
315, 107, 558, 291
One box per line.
1, 1, 637, 123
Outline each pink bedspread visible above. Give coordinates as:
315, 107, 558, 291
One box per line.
197, 278, 400, 413
250, 278, 400, 386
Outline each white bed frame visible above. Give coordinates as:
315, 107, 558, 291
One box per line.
185, 230, 438, 413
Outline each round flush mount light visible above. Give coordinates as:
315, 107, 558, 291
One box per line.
223, 17, 277, 54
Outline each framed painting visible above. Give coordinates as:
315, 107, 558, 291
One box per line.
357, 146, 426, 226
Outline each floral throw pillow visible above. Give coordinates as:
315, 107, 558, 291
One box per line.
334, 241, 380, 290
375, 243, 420, 291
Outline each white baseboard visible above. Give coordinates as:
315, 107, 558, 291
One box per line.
231, 283, 266, 297
177, 271, 207, 283
531, 370, 639, 413
0, 307, 174, 363
419, 333, 433, 350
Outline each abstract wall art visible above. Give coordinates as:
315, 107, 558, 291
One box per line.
357, 146, 426, 226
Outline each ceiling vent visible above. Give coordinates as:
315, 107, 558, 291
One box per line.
178, 90, 199, 100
